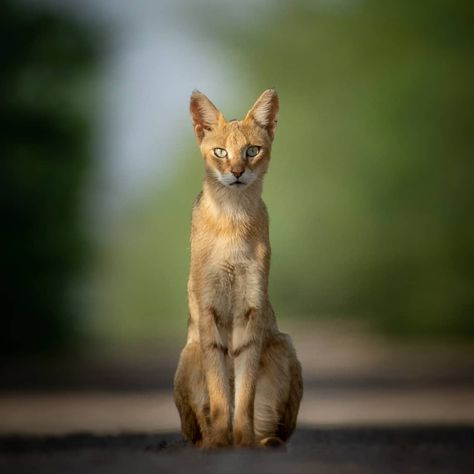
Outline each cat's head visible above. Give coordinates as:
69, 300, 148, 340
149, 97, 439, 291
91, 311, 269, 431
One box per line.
190, 89, 279, 189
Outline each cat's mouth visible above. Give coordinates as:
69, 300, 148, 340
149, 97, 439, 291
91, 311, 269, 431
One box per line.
230, 180, 245, 186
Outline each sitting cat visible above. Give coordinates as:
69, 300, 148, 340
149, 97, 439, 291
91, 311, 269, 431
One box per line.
174, 89, 303, 448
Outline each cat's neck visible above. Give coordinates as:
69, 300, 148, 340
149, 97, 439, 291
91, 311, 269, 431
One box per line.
201, 175, 264, 223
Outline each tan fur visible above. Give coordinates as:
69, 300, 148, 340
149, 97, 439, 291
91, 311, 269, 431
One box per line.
174, 89, 303, 449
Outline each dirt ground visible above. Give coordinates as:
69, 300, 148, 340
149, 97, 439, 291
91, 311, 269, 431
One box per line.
2, 427, 473, 474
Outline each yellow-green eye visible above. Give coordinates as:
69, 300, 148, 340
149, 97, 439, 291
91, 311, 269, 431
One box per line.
246, 146, 260, 158
213, 148, 227, 159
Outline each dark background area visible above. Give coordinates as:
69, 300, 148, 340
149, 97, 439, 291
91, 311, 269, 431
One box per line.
0, 0, 96, 355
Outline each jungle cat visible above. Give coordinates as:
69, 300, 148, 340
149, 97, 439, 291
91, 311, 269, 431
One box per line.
174, 89, 303, 449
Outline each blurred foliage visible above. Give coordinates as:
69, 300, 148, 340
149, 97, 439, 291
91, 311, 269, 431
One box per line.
0, 0, 96, 355
95, 0, 473, 344
221, 0, 474, 337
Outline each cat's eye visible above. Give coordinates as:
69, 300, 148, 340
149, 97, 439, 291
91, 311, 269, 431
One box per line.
246, 146, 261, 158
213, 148, 227, 159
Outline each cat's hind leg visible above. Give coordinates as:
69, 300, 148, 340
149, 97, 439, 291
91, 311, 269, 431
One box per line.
174, 341, 210, 445
253, 333, 303, 446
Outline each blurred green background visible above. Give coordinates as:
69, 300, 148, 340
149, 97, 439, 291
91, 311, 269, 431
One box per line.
1, 0, 473, 357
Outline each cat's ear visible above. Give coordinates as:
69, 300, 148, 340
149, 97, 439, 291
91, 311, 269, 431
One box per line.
190, 90, 224, 143
245, 89, 279, 139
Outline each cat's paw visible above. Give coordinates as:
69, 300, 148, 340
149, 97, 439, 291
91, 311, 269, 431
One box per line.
233, 426, 256, 448
200, 431, 232, 450
259, 436, 286, 450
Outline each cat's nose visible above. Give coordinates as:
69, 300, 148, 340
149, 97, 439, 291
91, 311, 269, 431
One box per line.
231, 169, 244, 178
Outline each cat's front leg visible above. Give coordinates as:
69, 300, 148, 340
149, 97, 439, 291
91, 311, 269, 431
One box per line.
199, 307, 232, 448
232, 307, 264, 447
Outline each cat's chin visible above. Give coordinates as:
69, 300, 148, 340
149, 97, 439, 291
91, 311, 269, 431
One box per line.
224, 182, 249, 190
214, 178, 249, 189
